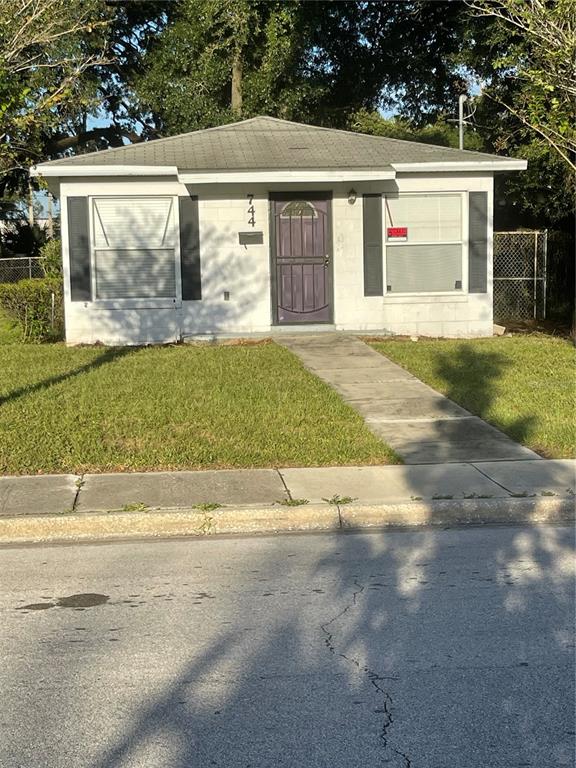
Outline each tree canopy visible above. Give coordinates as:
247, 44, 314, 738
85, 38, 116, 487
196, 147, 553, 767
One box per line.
1, 0, 573, 230
130, 0, 469, 136
466, 0, 576, 171
0, 0, 110, 189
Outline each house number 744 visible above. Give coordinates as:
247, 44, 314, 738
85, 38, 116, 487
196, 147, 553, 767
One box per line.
247, 194, 255, 227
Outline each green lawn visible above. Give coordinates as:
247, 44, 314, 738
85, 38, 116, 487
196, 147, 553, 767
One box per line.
368, 335, 576, 459
0, 340, 397, 475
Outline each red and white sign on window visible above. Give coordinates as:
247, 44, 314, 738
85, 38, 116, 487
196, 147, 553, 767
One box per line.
387, 226, 408, 240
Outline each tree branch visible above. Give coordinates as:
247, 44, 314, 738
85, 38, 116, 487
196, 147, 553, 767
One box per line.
46, 126, 142, 154
486, 91, 576, 172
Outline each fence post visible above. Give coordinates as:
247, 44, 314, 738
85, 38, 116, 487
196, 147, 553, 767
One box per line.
28, 257, 32, 279
51, 291, 55, 330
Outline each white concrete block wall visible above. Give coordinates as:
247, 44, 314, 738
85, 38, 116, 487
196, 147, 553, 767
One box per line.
59, 173, 494, 345
180, 190, 271, 335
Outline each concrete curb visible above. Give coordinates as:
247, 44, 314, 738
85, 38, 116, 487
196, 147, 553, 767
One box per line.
0, 497, 573, 545
339, 497, 575, 529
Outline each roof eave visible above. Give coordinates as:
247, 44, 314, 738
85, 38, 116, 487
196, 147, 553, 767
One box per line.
30, 164, 179, 178
29, 158, 526, 181
30, 165, 397, 183
392, 160, 528, 173
178, 169, 396, 184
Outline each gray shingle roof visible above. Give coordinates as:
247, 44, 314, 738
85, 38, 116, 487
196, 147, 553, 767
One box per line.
37, 116, 513, 171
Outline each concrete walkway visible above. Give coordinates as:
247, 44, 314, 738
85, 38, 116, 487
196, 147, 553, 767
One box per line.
278, 334, 541, 464
1, 460, 574, 517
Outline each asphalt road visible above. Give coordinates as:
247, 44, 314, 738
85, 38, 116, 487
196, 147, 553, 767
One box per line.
1, 525, 574, 768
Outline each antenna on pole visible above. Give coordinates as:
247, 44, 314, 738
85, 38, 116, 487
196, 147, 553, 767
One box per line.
458, 94, 467, 150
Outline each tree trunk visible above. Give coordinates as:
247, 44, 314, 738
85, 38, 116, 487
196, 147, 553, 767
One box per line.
231, 50, 243, 115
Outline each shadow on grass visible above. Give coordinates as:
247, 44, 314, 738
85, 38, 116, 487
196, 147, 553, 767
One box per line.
433, 342, 537, 448
0, 346, 137, 408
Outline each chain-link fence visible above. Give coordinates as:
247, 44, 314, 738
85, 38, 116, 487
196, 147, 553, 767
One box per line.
0, 256, 45, 283
493, 231, 547, 322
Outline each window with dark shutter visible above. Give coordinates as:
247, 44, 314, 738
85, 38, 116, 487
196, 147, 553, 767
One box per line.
67, 197, 91, 301
468, 191, 488, 293
179, 192, 201, 301
363, 194, 383, 296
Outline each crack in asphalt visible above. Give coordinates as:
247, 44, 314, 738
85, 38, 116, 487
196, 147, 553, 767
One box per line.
320, 579, 412, 768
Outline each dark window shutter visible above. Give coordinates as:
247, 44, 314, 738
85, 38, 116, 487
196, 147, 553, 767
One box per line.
469, 191, 488, 293
179, 190, 201, 301
67, 197, 91, 301
363, 194, 383, 296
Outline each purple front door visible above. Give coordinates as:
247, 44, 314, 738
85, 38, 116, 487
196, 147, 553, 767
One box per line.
272, 195, 332, 324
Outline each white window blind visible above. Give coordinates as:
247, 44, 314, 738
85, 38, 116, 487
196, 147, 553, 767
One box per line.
386, 244, 462, 293
95, 249, 176, 299
385, 194, 462, 243
92, 197, 176, 300
94, 198, 175, 249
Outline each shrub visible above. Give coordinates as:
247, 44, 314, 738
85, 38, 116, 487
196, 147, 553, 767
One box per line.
0, 277, 64, 342
40, 238, 62, 278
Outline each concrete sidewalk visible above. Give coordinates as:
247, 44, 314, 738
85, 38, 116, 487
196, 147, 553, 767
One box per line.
277, 334, 541, 464
0, 460, 573, 528
1, 461, 574, 517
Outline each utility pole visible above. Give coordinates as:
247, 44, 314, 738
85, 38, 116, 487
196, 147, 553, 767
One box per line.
47, 192, 54, 239
458, 94, 466, 150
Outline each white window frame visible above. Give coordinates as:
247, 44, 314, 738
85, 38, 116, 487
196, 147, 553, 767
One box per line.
382, 191, 469, 297
89, 195, 182, 309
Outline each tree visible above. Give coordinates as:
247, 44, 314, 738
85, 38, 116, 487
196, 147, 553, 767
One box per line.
80, 0, 169, 145
133, 0, 329, 134
131, 0, 470, 136
348, 109, 483, 151
463, 91, 574, 228
15, 1, 469, 151
0, 0, 110, 188
465, 0, 576, 171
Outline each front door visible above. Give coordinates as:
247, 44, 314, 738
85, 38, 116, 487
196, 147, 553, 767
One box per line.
271, 194, 332, 324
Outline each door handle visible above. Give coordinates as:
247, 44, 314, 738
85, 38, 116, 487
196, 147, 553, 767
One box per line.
324, 255, 330, 267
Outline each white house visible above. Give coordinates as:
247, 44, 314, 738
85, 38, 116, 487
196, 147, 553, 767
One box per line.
31, 116, 526, 345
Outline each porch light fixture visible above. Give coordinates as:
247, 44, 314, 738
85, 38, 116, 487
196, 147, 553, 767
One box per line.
347, 189, 357, 205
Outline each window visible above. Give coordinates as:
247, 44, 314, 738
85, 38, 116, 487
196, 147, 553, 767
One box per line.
384, 194, 463, 293
92, 197, 177, 300
280, 200, 317, 218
